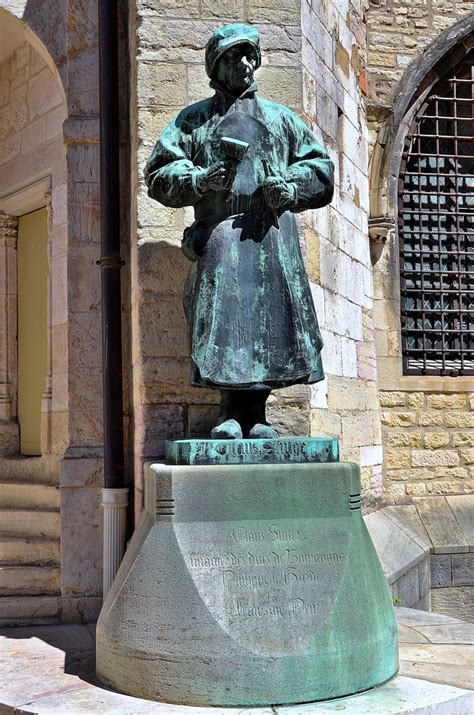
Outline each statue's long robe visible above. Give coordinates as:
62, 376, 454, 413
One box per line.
145, 83, 334, 389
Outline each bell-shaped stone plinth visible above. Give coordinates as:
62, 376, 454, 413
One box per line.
96, 456, 398, 707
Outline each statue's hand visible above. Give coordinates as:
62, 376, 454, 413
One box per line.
197, 160, 236, 192
262, 175, 296, 210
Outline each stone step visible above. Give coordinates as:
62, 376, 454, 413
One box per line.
0, 455, 59, 484
0, 565, 60, 595
0, 481, 60, 509
0, 595, 60, 626
0, 508, 60, 538
0, 535, 60, 566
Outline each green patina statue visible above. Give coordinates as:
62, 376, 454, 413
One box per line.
145, 24, 334, 440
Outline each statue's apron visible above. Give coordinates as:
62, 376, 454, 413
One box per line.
184, 100, 324, 389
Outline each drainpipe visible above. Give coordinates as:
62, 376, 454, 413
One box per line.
98, 0, 128, 597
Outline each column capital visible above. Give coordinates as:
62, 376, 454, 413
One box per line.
0, 212, 18, 246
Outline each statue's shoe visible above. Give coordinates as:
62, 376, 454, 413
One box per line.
249, 423, 279, 439
211, 418, 243, 440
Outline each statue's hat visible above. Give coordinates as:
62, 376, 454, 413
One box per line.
205, 24, 261, 79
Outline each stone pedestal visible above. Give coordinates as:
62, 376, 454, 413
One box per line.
96, 448, 398, 706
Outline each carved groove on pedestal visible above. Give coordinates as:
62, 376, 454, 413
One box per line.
349, 493, 361, 511
156, 498, 175, 517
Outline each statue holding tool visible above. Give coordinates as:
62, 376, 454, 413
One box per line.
145, 23, 334, 439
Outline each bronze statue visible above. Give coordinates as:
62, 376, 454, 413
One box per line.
145, 24, 334, 439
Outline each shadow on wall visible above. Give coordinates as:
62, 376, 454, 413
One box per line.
136, 238, 219, 455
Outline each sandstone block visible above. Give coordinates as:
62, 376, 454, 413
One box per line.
385, 469, 409, 482
434, 467, 468, 480
257, 66, 302, 109
381, 412, 417, 427
247, 0, 300, 26
411, 450, 459, 467
426, 481, 468, 496
423, 433, 450, 450
310, 409, 341, 439
137, 62, 187, 107
427, 393, 467, 410
201, 0, 244, 19
386, 433, 422, 448
61, 486, 103, 596
386, 483, 406, 499
407, 393, 424, 410
460, 448, 474, 465
406, 483, 427, 497
328, 376, 366, 411
360, 445, 383, 466
386, 468, 434, 482
368, 52, 396, 67
385, 449, 411, 470
453, 432, 474, 448
341, 412, 375, 447
418, 413, 443, 427
28, 66, 63, 120
137, 0, 199, 17
445, 412, 474, 428
379, 392, 406, 407
305, 227, 320, 283
336, 42, 350, 77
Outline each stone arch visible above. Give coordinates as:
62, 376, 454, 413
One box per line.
369, 15, 474, 240
0, 4, 69, 463
0, 4, 67, 106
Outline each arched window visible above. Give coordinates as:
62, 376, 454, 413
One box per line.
399, 48, 473, 376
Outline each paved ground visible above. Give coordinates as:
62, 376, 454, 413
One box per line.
0, 607, 473, 714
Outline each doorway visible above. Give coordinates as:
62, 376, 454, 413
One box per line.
17, 207, 48, 455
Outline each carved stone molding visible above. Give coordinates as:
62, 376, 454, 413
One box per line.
0, 212, 19, 445
0, 212, 18, 246
368, 216, 396, 265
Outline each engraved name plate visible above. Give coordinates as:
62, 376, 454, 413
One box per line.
166, 437, 339, 466
176, 517, 349, 655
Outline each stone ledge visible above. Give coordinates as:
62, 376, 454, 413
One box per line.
1, 608, 472, 713
365, 496, 474, 615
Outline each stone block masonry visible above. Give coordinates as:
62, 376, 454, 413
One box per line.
380, 391, 474, 500
366, 0, 474, 106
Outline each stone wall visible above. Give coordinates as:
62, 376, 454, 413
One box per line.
366, 2, 474, 499
367, 0, 474, 108
380, 389, 474, 499
301, 0, 383, 502
132, 0, 384, 512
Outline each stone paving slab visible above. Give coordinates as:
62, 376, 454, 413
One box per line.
1, 608, 474, 714
275, 677, 474, 714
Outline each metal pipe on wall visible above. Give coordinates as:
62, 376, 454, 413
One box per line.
98, 0, 128, 597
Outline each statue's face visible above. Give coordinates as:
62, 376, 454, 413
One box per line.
215, 43, 258, 95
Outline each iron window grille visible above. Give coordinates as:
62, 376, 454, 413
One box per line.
399, 48, 473, 376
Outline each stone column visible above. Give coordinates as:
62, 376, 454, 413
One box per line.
0, 211, 19, 455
